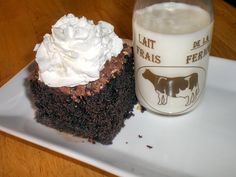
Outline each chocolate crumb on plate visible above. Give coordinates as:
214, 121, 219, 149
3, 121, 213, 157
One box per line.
146, 145, 153, 149
140, 105, 146, 113
88, 138, 96, 144
138, 135, 143, 138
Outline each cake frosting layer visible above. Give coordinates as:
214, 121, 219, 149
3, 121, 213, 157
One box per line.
34, 14, 123, 87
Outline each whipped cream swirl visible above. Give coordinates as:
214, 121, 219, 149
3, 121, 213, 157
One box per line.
34, 14, 123, 87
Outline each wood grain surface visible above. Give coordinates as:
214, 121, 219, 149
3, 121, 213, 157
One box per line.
0, 0, 235, 177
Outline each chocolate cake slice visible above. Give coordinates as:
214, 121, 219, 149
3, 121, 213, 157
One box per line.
29, 44, 137, 144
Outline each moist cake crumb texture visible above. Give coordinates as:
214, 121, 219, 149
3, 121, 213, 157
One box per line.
29, 44, 137, 144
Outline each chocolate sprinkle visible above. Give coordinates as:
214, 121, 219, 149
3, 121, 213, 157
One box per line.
138, 135, 143, 138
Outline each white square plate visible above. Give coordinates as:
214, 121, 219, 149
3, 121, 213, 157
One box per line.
0, 56, 236, 177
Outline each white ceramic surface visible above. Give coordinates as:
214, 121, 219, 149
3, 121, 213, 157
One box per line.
0, 56, 236, 177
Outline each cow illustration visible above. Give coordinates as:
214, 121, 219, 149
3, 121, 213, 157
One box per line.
142, 69, 199, 106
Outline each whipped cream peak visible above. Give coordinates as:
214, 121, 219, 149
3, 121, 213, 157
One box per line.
35, 14, 123, 87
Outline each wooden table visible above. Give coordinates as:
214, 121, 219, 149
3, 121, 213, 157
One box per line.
0, 0, 235, 177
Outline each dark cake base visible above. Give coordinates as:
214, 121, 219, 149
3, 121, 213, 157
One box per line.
29, 54, 137, 145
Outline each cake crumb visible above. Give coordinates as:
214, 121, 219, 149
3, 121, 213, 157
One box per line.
138, 135, 143, 138
146, 145, 153, 149
125, 141, 128, 144
140, 106, 146, 113
88, 138, 96, 144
